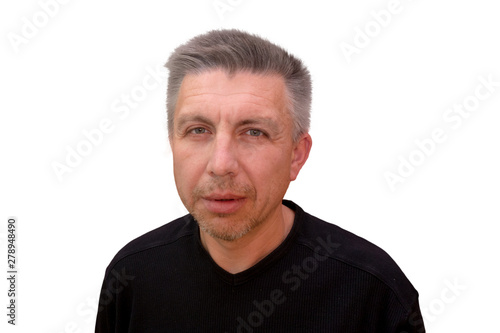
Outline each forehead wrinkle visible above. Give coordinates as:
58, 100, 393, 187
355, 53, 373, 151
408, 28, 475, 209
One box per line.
179, 91, 282, 109
175, 71, 291, 131
178, 92, 286, 114
179, 100, 287, 124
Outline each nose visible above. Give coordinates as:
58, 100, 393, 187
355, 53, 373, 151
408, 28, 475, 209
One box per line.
206, 133, 239, 177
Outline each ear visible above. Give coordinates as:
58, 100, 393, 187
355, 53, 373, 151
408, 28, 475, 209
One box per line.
290, 133, 312, 181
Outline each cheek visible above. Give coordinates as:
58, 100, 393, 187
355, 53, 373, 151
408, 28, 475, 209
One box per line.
173, 150, 206, 192
242, 149, 291, 190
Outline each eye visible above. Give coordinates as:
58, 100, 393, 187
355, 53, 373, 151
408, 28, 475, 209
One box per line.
189, 127, 208, 135
246, 129, 263, 137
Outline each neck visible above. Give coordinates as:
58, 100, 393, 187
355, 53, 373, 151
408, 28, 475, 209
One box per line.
199, 204, 295, 274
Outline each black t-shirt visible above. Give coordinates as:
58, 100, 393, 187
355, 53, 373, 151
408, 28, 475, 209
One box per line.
95, 200, 425, 332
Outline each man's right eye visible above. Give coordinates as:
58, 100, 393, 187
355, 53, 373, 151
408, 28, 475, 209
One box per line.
190, 127, 207, 134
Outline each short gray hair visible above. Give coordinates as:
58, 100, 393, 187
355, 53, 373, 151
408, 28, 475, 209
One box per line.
165, 29, 312, 141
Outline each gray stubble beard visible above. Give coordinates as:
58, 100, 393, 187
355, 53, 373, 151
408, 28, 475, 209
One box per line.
188, 179, 262, 242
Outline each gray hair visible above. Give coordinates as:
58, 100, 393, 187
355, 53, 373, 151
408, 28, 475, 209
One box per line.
165, 29, 312, 141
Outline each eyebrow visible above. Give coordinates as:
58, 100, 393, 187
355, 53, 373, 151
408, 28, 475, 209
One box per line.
236, 118, 281, 133
176, 115, 214, 131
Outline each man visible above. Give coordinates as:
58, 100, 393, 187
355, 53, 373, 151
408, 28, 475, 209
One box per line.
96, 29, 425, 332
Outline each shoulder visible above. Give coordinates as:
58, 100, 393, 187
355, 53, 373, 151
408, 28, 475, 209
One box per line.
289, 201, 419, 312
103, 214, 196, 276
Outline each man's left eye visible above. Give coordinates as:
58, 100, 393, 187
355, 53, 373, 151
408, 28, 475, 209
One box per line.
246, 129, 263, 137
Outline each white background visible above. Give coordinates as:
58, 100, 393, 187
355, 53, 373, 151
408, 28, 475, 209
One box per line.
1, 0, 499, 332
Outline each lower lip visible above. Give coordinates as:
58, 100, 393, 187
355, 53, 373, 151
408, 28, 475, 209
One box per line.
202, 198, 246, 214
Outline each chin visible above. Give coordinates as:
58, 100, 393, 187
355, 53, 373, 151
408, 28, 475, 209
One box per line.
195, 213, 260, 242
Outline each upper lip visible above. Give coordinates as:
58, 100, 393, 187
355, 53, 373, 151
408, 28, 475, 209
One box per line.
203, 193, 245, 200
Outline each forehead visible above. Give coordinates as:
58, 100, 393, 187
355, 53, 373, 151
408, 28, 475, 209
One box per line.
174, 69, 288, 119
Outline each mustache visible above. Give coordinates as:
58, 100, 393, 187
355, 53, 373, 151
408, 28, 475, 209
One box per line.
192, 179, 255, 198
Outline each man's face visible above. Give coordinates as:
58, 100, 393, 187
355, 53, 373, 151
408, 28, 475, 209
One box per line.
170, 69, 309, 241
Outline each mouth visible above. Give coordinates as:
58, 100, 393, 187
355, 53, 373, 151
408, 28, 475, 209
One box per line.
201, 194, 246, 214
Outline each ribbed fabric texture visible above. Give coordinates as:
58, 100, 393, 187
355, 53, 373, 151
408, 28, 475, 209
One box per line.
96, 200, 425, 332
